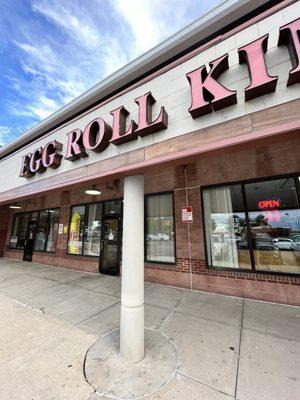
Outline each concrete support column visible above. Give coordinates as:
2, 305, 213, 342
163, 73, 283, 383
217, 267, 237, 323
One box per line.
120, 175, 144, 363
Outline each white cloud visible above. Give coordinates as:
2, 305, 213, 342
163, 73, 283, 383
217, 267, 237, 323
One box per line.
112, 0, 162, 55
27, 106, 53, 120
0, 126, 12, 146
21, 62, 44, 77
14, 41, 57, 73
11, 38, 88, 120
9, 1, 130, 123
32, 1, 102, 49
111, 0, 207, 57
2, 0, 222, 144
101, 37, 129, 77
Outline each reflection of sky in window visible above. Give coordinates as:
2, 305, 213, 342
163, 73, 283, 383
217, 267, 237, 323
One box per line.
211, 210, 300, 232
249, 210, 300, 231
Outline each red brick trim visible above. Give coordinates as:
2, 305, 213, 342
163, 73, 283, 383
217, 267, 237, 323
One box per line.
145, 258, 300, 286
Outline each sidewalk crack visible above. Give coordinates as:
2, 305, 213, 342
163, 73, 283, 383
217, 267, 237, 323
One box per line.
234, 298, 245, 399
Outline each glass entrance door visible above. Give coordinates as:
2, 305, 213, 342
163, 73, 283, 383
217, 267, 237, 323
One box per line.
100, 217, 121, 276
23, 220, 36, 261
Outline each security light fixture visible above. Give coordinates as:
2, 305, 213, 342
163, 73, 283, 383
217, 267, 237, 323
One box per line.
85, 185, 101, 196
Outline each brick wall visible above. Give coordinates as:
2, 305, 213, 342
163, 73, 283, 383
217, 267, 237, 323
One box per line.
3, 134, 300, 305
143, 134, 300, 305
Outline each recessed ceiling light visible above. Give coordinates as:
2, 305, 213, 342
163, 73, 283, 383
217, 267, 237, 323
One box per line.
9, 204, 22, 209
85, 185, 101, 196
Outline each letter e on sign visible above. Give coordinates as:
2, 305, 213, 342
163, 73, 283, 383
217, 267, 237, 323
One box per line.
182, 206, 193, 223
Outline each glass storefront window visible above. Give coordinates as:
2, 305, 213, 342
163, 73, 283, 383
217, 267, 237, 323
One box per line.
9, 209, 59, 252
146, 193, 175, 263
83, 203, 102, 256
105, 201, 121, 215
245, 178, 300, 274
67, 200, 122, 257
68, 206, 85, 255
203, 176, 300, 275
34, 211, 48, 251
46, 209, 60, 252
9, 214, 22, 249
245, 178, 298, 210
18, 213, 30, 249
203, 185, 251, 269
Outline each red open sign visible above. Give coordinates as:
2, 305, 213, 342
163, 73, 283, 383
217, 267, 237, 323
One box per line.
258, 199, 281, 210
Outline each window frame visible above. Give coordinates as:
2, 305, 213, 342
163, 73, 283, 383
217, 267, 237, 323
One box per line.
144, 191, 176, 265
66, 199, 123, 257
201, 172, 300, 278
8, 208, 60, 253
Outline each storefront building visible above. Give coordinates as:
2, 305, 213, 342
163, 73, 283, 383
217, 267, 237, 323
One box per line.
0, 0, 300, 305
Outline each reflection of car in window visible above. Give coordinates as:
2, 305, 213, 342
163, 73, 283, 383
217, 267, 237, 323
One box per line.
255, 237, 279, 251
293, 242, 300, 259
146, 233, 170, 241
292, 236, 300, 259
237, 240, 248, 250
253, 238, 278, 250
273, 238, 294, 251
238, 234, 280, 252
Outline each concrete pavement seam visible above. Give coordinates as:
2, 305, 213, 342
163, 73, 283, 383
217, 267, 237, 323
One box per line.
241, 326, 300, 343
234, 298, 245, 400
77, 299, 121, 327
177, 371, 234, 398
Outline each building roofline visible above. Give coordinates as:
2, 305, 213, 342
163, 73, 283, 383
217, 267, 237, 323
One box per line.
0, 0, 277, 159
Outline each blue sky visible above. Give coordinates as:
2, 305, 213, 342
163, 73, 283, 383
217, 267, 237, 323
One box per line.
0, 0, 222, 146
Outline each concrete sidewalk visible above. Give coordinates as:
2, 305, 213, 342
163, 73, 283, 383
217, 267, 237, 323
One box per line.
0, 258, 299, 400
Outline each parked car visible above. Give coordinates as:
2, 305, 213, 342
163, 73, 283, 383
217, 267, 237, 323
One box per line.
292, 236, 300, 260
256, 237, 280, 251
146, 233, 170, 241
237, 239, 249, 250
273, 238, 295, 251
238, 235, 280, 252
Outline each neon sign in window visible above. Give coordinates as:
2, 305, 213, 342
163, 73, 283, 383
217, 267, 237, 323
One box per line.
257, 199, 282, 222
258, 199, 281, 210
